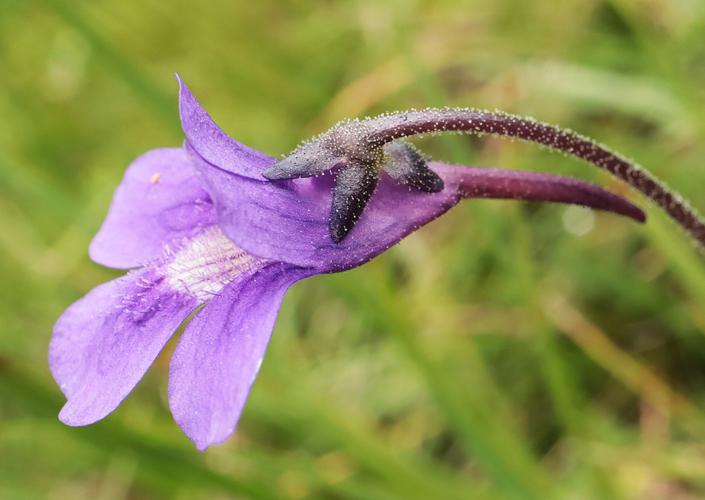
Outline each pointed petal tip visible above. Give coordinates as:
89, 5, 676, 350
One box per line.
174, 73, 191, 97
187, 433, 211, 452
174, 409, 238, 452
58, 403, 99, 427
176, 74, 193, 107
190, 431, 231, 452
175, 73, 189, 103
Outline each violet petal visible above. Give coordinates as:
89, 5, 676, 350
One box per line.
177, 75, 273, 180
50, 269, 197, 425
90, 148, 215, 269
168, 262, 310, 451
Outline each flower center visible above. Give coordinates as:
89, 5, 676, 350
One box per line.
164, 226, 266, 301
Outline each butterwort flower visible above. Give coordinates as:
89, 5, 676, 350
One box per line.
51, 76, 704, 451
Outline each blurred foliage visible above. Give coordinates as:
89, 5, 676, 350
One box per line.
2, 0, 705, 498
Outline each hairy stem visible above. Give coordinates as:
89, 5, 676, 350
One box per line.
366, 109, 705, 250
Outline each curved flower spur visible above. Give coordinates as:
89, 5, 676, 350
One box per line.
49, 76, 703, 451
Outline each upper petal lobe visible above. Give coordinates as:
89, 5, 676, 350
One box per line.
90, 148, 215, 269
177, 75, 273, 180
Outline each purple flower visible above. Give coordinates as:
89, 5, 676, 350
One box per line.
50, 77, 646, 451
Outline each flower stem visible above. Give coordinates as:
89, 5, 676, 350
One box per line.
366, 109, 705, 250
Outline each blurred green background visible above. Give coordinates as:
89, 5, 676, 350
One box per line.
2, 0, 705, 498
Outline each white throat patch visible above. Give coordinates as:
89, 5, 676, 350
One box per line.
164, 226, 265, 301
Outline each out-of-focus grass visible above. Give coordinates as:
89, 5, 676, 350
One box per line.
2, 0, 705, 498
